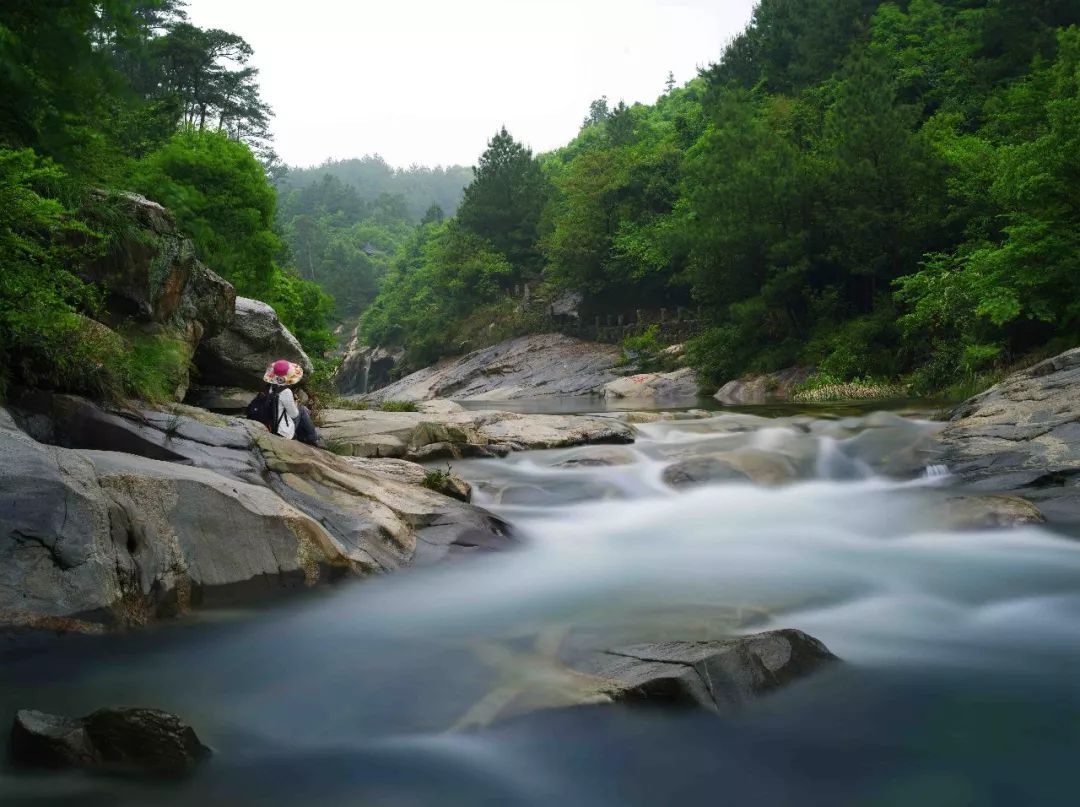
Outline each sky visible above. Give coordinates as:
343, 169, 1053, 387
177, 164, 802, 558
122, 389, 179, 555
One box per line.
184, 0, 759, 169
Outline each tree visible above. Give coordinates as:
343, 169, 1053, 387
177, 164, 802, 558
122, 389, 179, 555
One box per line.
582, 96, 611, 128
456, 127, 548, 279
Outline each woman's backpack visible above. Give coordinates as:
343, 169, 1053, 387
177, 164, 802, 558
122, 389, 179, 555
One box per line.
245, 385, 283, 434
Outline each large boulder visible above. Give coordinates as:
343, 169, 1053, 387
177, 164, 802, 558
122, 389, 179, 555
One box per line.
603, 368, 699, 402
937, 347, 1080, 523
714, 367, 814, 405
79, 192, 234, 347
364, 333, 623, 402
194, 297, 312, 390
317, 407, 636, 460
10, 707, 209, 776
0, 396, 512, 630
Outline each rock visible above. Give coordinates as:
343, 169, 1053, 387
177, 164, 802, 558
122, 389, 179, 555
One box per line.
552, 447, 639, 469
0, 395, 513, 629
318, 408, 635, 460
364, 333, 622, 402
184, 385, 255, 414
10, 707, 209, 775
79, 192, 234, 348
337, 336, 403, 396
194, 297, 312, 390
937, 347, 1080, 523
470, 629, 839, 726
582, 630, 839, 713
549, 291, 583, 318
619, 409, 713, 425
714, 366, 814, 405
662, 449, 799, 488
603, 368, 699, 401
941, 495, 1046, 529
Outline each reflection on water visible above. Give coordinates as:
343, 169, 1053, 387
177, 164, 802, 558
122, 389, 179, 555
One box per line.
3, 409, 1079, 805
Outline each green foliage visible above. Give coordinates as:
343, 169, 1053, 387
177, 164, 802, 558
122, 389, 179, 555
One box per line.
129, 129, 333, 353
360, 222, 512, 367
378, 400, 419, 413
457, 127, 549, 278
421, 464, 455, 492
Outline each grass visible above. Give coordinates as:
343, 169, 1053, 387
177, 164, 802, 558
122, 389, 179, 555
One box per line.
378, 400, 419, 412
321, 438, 353, 456
421, 464, 455, 492
793, 373, 907, 403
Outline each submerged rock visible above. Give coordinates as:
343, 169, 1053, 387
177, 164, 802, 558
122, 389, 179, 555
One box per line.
584, 629, 839, 712
194, 297, 312, 390
363, 333, 622, 402
461, 629, 839, 727
940, 495, 1045, 530
10, 707, 210, 776
937, 347, 1080, 523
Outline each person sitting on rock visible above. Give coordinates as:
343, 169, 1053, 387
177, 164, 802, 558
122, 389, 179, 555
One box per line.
261, 359, 319, 446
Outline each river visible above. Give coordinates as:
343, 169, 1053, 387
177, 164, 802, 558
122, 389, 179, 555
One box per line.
3, 405, 1079, 805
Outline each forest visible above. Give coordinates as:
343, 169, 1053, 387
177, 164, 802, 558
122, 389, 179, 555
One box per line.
4, 0, 1080, 400
360, 0, 1080, 396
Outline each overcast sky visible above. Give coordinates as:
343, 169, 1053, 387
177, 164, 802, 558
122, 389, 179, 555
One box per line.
185, 0, 758, 169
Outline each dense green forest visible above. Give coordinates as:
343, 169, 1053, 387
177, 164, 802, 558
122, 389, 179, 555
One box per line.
5, 0, 1080, 401
0, 0, 332, 398
360, 0, 1080, 395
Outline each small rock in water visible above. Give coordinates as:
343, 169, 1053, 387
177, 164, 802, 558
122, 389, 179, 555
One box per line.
10, 707, 211, 776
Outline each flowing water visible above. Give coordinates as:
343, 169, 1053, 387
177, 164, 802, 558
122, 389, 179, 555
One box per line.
3, 407, 1079, 805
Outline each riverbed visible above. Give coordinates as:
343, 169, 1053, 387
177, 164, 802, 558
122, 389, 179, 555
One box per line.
3, 406, 1078, 805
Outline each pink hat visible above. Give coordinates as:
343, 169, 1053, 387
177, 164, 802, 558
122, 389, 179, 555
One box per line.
263, 359, 304, 386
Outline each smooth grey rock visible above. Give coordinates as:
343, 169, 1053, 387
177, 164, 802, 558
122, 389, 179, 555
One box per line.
1, 396, 513, 629
583, 629, 839, 712
937, 347, 1080, 523
364, 333, 622, 402
195, 297, 312, 390
603, 368, 699, 401
10, 707, 209, 775
662, 450, 799, 488
715, 366, 814, 404
318, 407, 635, 460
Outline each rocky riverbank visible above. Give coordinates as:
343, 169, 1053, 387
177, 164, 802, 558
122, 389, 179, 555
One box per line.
0, 393, 517, 632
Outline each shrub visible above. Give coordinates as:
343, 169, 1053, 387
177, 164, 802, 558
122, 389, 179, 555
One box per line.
378, 400, 419, 412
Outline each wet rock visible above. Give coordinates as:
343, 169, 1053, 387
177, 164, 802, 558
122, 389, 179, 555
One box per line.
604, 368, 699, 401
10, 707, 210, 775
467, 629, 839, 726
583, 630, 839, 712
195, 297, 312, 390
337, 332, 403, 396
318, 408, 635, 460
663, 449, 799, 488
937, 347, 1080, 523
941, 495, 1046, 530
714, 367, 814, 405
553, 447, 638, 469
364, 333, 622, 402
